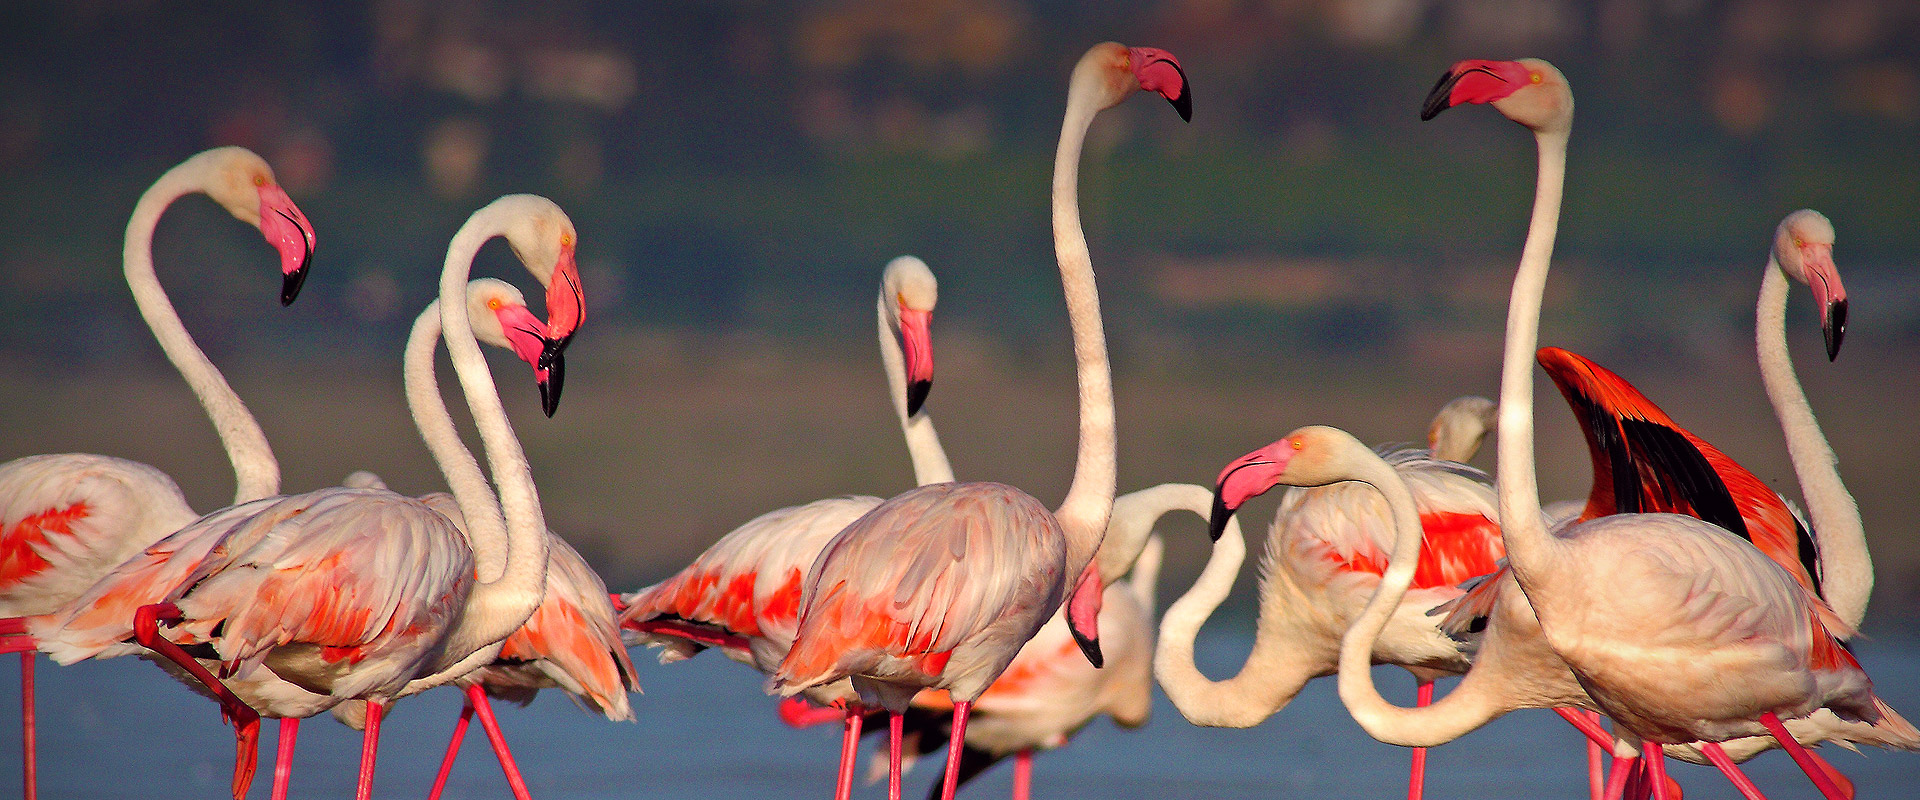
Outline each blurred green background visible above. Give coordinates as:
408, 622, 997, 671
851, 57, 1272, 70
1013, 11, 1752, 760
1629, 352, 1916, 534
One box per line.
1, 1, 1916, 627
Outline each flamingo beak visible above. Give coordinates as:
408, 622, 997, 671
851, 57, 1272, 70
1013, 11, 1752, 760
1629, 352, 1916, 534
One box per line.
256, 184, 315, 306
1207, 490, 1237, 543
1824, 299, 1846, 361
1800, 243, 1846, 361
1129, 47, 1192, 122
1066, 561, 1104, 668
538, 337, 568, 417
897, 306, 934, 417
1420, 60, 1525, 121
1210, 444, 1293, 541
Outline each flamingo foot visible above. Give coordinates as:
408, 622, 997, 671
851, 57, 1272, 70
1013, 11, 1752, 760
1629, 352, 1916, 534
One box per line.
132, 603, 261, 799
1760, 713, 1848, 800
778, 697, 844, 729
0, 617, 26, 636
231, 716, 261, 800
428, 694, 477, 800
469, 684, 533, 800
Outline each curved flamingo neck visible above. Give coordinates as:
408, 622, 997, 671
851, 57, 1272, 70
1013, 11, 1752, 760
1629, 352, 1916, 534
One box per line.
877, 293, 953, 486
1153, 512, 1322, 728
402, 298, 509, 575
1335, 449, 1507, 746
434, 207, 552, 650
124, 162, 281, 505
1050, 68, 1119, 572
1757, 262, 1868, 627
1493, 129, 1570, 581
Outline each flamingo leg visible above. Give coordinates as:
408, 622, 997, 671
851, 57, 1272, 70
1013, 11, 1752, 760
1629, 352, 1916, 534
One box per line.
1586, 710, 1605, 800
1012, 749, 1032, 800
428, 693, 478, 800
21, 652, 35, 800
833, 703, 863, 800
270, 717, 300, 800
1805, 749, 1855, 800
133, 602, 260, 800
937, 701, 972, 800
1554, 707, 1618, 751
1699, 742, 1768, 800
468, 683, 533, 800
779, 697, 844, 728
354, 700, 385, 800
888, 711, 904, 800
1602, 754, 1639, 800
1644, 744, 1670, 800
1407, 680, 1433, 800
1759, 712, 1847, 800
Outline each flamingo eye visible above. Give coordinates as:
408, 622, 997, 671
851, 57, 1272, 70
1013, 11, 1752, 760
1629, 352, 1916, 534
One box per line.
560, 232, 573, 248
487, 298, 502, 310
1530, 72, 1543, 84
1289, 439, 1303, 451
253, 175, 267, 187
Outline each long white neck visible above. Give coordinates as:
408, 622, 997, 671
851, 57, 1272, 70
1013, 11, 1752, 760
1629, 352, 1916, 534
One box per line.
1757, 262, 1869, 627
877, 294, 953, 486
432, 211, 552, 654
123, 163, 280, 504
403, 298, 508, 573
1049, 71, 1119, 574
1153, 512, 1323, 728
1493, 129, 1571, 582
1335, 450, 1509, 746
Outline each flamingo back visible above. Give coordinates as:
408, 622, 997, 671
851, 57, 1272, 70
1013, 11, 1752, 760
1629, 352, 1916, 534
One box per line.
622, 495, 880, 666
0, 453, 196, 617
478, 531, 637, 720
1275, 446, 1504, 593
772, 482, 1065, 703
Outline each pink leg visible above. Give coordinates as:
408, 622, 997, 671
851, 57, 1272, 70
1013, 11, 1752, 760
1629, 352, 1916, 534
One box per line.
270, 717, 300, 800
1554, 707, 1617, 751
1805, 749, 1855, 800
468, 684, 533, 800
1407, 680, 1433, 800
1644, 744, 1670, 800
778, 697, 843, 728
938, 702, 973, 800
888, 711, 904, 800
1759, 712, 1847, 800
1586, 711, 1605, 800
1012, 749, 1032, 800
21, 652, 35, 800
355, 700, 385, 800
833, 703, 863, 800
134, 603, 261, 800
1602, 754, 1639, 800
1699, 742, 1767, 800
428, 694, 477, 800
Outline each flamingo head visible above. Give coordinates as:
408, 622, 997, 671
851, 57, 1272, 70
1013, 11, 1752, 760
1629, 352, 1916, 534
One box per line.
882, 255, 938, 417
1773, 209, 1846, 360
198, 146, 315, 306
1210, 426, 1372, 540
1421, 58, 1572, 134
465, 278, 563, 411
1076, 42, 1193, 121
499, 197, 586, 416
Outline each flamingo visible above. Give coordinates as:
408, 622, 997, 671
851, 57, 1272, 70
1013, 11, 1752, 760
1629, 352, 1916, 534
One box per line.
1355, 56, 1914, 800
767, 41, 1189, 800
1426, 395, 1497, 464
9, 196, 582, 800
619, 254, 950, 800
1162, 400, 1505, 800
0, 146, 313, 800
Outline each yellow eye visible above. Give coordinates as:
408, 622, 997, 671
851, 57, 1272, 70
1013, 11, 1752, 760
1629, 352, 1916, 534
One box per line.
1530, 72, 1543, 84
253, 175, 267, 187
1792, 238, 1804, 248
560, 233, 573, 248
487, 298, 502, 310
1289, 439, 1303, 450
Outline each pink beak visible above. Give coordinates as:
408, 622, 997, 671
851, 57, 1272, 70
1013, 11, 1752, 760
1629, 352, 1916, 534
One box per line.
897, 306, 933, 417
256, 184, 314, 305
1066, 560, 1104, 668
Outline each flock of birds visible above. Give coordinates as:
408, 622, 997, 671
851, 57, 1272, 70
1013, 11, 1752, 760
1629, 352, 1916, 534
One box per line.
0, 40, 1913, 800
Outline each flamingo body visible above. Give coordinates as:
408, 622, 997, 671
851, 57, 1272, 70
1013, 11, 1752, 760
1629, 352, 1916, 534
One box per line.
0, 455, 194, 617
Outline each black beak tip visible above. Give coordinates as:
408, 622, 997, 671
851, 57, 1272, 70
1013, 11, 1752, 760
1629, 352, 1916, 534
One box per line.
280, 265, 309, 307
1420, 69, 1461, 121
1169, 88, 1192, 122
1207, 492, 1234, 542
905, 380, 932, 418
1070, 627, 1104, 669
538, 348, 566, 417
1825, 300, 1847, 362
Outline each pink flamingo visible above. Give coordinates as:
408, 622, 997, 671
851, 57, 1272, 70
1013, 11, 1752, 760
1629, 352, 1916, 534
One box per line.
6, 196, 582, 800
620, 254, 950, 799
1374, 57, 1913, 800
1160, 398, 1505, 800
0, 146, 312, 800
767, 41, 1189, 800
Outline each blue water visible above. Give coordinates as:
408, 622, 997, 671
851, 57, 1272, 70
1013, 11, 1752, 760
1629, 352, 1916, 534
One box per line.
5, 628, 1917, 799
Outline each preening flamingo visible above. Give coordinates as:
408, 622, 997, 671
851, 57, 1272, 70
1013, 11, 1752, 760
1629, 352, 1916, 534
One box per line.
10, 196, 582, 800
620, 254, 950, 800
0, 146, 313, 800
1426, 395, 1497, 464
768, 42, 1188, 800
1163, 405, 1503, 800
1412, 56, 1912, 800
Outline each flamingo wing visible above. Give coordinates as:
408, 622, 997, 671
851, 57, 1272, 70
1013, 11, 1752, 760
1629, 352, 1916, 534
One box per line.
488, 531, 637, 720
1281, 446, 1505, 592
0, 454, 197, 616
774, 482, 1065, 694
1538, 346, 1822, 597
